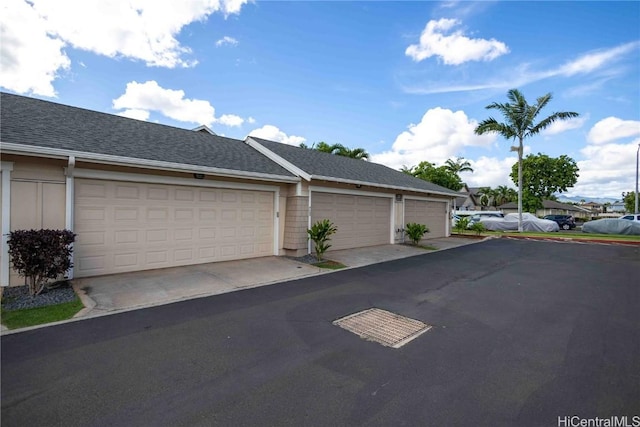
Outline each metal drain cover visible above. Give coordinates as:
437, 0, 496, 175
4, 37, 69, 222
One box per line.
333, 308, 432, 348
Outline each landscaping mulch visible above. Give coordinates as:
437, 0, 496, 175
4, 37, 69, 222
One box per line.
1, 281, 77, 311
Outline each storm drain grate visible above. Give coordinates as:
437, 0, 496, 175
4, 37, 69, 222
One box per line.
333, 308, 432, 348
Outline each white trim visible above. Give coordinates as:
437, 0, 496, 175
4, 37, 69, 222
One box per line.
70, 168, 281, 193
1, 162, 14, 286
273, 189, 280, 256
0, 142, 299, 184
309, 185, 395, 199
65, 157, 75, 280
310, 174, 459, 198
245, 137, 312, 181
191, 125, 216, 135
404, 195, 453, 203
389, 194, 395, 244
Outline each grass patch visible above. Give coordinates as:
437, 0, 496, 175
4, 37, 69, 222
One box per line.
313, 260, 347, 270
417, 244, 438, 250
1, 297, 84, 330
498, 231, 640, 242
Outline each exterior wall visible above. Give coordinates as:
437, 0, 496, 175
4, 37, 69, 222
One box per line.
6, 159, 67, 285
283, 196, 309, 255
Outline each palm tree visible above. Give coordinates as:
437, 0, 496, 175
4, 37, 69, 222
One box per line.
494, 185, 517, 207
474, 89, 579, 231
445, 157, 474, 174
478, 186, 494, 207
335, 146, 370, 160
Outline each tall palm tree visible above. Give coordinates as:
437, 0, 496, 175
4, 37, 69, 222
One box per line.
445, 157, 474, 174
494, 185, 517, 207
474, 89, 579, 231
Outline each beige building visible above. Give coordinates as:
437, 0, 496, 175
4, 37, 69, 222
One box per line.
1, 93, 458, 286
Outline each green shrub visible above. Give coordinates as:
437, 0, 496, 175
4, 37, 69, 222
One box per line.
405, 223, 429, 245
455, 216, 470, 234
7, 229, 75, 296
307, 219, 337, 261
469, 221, 486, 236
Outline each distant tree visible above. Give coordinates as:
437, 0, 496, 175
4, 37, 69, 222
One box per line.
478, 187, 494, 207
509, 153, 579, 212
302, 141, 369, 160
475, 89, 579, 231
405, 161, 463, 191
444, 157, 474, 174
494, 185, 518, 206
622, 192, 637, 213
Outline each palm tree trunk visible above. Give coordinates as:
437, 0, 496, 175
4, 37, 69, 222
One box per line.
518, 137, 523, 232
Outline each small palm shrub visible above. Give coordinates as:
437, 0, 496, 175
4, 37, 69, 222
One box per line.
469, 221, 486, 236
307, 219, 338, 261
7, 229, 76, 296
405, 223, 429, 245
455, 216, 470, 234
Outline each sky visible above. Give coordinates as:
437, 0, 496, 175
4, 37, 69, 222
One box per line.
1, 0, 639, 200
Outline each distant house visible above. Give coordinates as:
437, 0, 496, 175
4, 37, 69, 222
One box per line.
455, 184, 484, 211
582, 201, 604, 214
498, 200, 592, 219
609, 201, 626, 213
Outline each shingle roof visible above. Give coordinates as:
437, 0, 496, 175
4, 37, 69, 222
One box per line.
0, 92, 295, 179
250, 137, 459, 196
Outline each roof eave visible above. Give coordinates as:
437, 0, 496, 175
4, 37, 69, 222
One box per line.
0, 142, 299, 184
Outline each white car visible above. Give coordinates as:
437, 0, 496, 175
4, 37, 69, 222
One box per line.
619, 214, 640, 222
479, 212, 560, 232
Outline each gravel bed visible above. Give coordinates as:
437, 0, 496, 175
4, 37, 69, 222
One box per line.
288, 254, 320, 265
1, 281, 77, 311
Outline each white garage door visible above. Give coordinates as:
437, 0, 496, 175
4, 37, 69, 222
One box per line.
404, 199, 447, 239
74, 179, 274, 277
311, 192, 391, 251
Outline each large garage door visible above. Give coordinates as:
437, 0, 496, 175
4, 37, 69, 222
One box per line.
311, 192, 391, 251
74, 179, 274, 277
404, 199, 447, 239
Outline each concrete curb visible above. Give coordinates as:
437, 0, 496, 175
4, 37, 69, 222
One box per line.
500, 234, 640, 246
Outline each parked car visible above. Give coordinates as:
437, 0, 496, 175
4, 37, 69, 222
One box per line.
619, 214, 640, 222
479, 213, 560, 232
583, 218, 640, 235
468, 212, 504, 227
543, 214, 576, 230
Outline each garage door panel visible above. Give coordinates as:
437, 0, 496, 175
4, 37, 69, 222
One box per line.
74, 179, 274, 277
311, 192, 391, 251
405, 199, 447, 239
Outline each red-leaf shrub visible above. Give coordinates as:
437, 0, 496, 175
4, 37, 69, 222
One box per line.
7, 229, 76, 296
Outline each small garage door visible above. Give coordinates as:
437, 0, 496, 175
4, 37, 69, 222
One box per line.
74, 179, 274, 277
404, 199, 447, 239
311, 192, 391, 251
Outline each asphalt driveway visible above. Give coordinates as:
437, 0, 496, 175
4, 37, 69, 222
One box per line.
2, 239, 639, 426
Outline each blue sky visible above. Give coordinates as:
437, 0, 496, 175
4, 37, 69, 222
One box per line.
2, 0, 639, 199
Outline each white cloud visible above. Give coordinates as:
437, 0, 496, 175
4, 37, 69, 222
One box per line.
247, 117, 256, 124
248, 125, 306, 146
371, 107, 496, 169
218, 114, 244, 127
542, 116, 587, 136
461, 156, 518, 189
556, 42, 639, 77
0, 0, 70, 96
569, 140, 639, 198
112, 80, 245, 127
587, 117, 640, 144
215, 36, 238, 47
117, 109, 150, 121
402, 41, 638, 95
405, 18, 509, 65
0, 0, 249, 96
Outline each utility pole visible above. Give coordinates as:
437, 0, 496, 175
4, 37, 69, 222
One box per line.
635, 143, 639, 214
